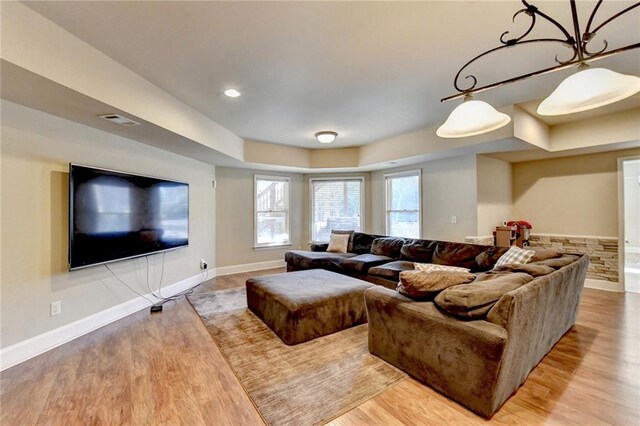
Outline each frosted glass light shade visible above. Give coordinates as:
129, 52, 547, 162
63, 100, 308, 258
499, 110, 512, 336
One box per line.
437, 99, 511, 138
315, 131, 337, 144
537, 68, 640, 116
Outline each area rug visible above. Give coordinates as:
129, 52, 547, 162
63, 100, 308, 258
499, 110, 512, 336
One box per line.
187, 287, 406, 426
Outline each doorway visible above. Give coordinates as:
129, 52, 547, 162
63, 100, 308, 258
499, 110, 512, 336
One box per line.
621, 157, 640, 293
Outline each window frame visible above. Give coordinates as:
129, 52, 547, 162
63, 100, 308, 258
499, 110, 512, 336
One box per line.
254, 174, 291, 249
384, 169, 422, 238
309, 176, 366, 243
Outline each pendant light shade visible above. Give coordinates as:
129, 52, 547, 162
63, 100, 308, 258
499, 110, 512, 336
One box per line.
437, 99, 511, 138
537, 68, 640, 116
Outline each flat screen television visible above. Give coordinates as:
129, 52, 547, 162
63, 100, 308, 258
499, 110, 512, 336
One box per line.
69, 164, 189, 270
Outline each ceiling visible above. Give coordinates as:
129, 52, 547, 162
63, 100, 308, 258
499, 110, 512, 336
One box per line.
24, 0, 640, 149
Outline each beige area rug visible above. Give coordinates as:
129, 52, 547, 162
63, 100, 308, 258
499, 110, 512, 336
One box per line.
188, 287, 406, 426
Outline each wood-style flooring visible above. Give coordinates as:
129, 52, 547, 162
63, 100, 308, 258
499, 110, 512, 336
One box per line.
1, 268, 639, 425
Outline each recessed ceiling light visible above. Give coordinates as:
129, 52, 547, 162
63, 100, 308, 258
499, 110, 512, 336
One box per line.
315, 131, 337, 144
224, 89, 241, 98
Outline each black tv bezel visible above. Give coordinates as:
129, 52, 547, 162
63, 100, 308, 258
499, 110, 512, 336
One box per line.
68, 163, 189, 271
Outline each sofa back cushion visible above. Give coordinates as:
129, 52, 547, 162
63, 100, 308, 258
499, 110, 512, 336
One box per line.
351, 232, 383, 254
397, 270, 475, 300
434, 272, 534, 319
475, 246, 509, 271
432, 242, 486, 271
370, 237, 406, 258
400, 240, 438, 263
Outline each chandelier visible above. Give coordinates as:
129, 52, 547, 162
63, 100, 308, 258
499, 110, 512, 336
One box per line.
437, 0, 640, 138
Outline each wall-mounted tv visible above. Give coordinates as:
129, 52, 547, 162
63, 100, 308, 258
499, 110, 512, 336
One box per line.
69, 164, 189, 270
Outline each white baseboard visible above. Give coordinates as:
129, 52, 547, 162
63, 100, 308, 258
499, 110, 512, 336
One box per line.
584, 278, 623, 292
0, 272, 205, 372
215, 260, 286, 276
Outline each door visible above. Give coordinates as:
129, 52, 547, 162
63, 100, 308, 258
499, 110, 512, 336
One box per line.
623, 158, 640, 293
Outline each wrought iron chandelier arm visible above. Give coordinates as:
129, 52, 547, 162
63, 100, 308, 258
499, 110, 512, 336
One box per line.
583, 2, 639, 57
442, 41, 640, 103
520, 0, 575, 43
453, 38, 575, 92
586, 2, 640, 38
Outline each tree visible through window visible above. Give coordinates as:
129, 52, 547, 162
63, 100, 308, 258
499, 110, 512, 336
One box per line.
386, 171, 421, 238
311, 178, 363, 242
255, 175, 290, 246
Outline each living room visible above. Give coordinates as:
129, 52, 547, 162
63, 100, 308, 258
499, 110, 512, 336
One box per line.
1, 1, 639, 424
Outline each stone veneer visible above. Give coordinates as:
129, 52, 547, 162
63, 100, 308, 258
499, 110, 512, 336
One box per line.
465, 236, 494, 246
528, 235, 618, 282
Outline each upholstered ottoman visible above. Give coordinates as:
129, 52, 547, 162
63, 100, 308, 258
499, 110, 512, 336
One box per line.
246, 269, 374, 345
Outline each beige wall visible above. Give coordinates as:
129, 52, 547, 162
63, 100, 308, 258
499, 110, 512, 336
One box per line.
371, 155, 478, 242
302, 172, 372, 244
1, 101, 216, 348
215, 167, 304, 267
512, 148, 640, 237
476, 156, 512, 236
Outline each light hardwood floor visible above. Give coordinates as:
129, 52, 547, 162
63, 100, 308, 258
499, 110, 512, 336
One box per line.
1, 268, 639, 425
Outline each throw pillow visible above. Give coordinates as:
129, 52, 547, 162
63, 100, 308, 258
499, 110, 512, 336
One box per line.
330, 230, 355, 252
414, 263, 470, 273
327, 233, 350, 253
397, 270, 475, 300
494, 245, 535, 268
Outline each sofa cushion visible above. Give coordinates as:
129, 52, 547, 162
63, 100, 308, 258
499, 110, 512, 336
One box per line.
494, 246, 535, 268
342, 254, 394, 275
529, 247, 563, 262
368, 260, 415, 281
529, 254, 580, 269
434, 272, 534, 319
397, 270, 476, 300
400, 240, 438, 263
284, 250, 357, 272
327, 233, 350, 253
492, 263, 555, 277
475, 246, 510, 271
433, 242, 486, 271
414, 263, 470, 273
351, 232, 383, 254
371, 237, 406, 258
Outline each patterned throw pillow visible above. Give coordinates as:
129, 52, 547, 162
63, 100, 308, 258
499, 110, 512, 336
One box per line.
413, 263, 470, 273
494, 245, 535, 268
327, 233, 350, 253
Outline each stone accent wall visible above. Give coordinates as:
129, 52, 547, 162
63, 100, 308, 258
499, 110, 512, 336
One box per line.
464, 236, 493, 246
528, 234, 618, 282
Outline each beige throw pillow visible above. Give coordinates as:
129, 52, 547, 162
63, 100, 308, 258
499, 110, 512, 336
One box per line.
413, 263, 470, 273
397, 270, 476, 300
327, 233, 350, 253
494, 245, 535, 268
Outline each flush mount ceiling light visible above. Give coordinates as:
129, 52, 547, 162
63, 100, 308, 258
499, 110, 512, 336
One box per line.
224, 89, 241, 98
315, 131, 338, 144
438, 0, 640, 138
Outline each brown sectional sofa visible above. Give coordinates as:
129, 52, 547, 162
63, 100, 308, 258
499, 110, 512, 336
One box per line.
285, 232, 496, 288
285, 232, 589, 417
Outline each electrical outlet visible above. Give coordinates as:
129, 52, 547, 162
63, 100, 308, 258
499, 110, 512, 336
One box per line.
451, 215, 458, 224
200, 259, 208, 270
50, 301, 62, 317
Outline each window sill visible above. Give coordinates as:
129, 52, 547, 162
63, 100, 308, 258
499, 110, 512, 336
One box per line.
253, 244, 292, 251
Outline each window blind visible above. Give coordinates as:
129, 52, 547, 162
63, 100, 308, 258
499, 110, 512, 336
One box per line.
386, 171, 421, 238
311, 178, 363, 242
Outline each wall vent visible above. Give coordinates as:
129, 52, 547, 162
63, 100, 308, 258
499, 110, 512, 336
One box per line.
98, 114, 140, 127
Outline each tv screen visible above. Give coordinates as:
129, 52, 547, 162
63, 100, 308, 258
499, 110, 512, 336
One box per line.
69, 164, 189, 270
